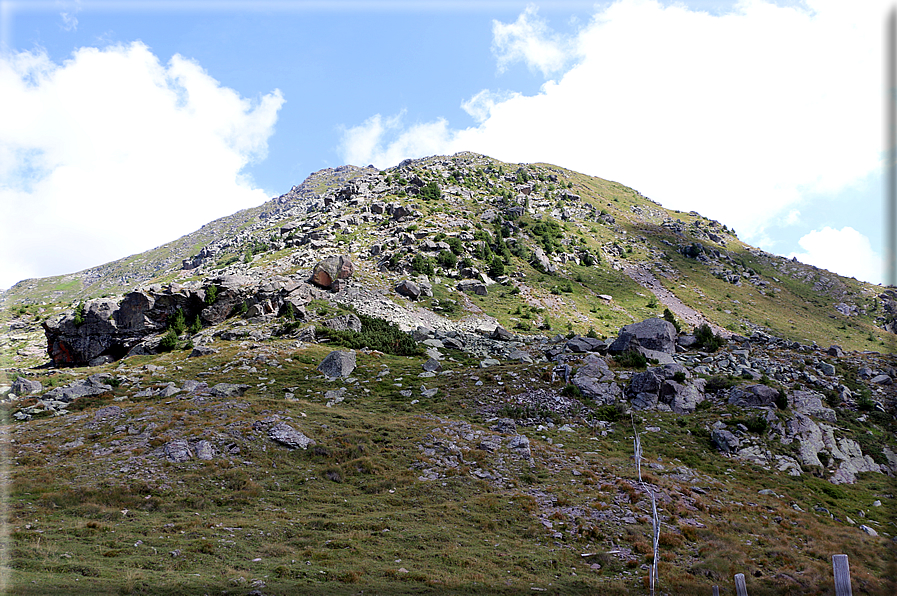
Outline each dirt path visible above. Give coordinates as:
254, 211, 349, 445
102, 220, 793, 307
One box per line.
623, 266, 730, 337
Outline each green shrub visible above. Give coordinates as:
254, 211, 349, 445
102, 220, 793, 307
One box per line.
560, 383, 582, 398
315, 314, 422, 357
419, 180, 441, 201
705, 375, 737, 393
436, 250, 457, 269
774, 391, 788, 410
694, 323, 724, 352
745, 415, 768, 434
411, 254, 435, 276
158, 329, 179, 352
663, 308, 681, 334
168, 308, 186, 335
489, 256, 505, 278
586, 327, 599, 339
446, 236, 464, 255
188, 315, 202, 335
73, 301, 86, 326
613, 350, 647, 369
205, 285, 218, 304
593, 404, 626, 422
673, 371, 687, 383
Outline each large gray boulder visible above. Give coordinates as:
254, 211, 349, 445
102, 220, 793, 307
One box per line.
210, 383, 250, 397
310, 255, 354, 289
41, 376, 112, 403
659, 377, 706, 414
318, 350, 356, 378
609, 318, 677, 355
458, 279, 488, 295
396, 280, 421, 300
565, 336, 605, 353
711, 428, 740, 453
321, 313, 362, 333
728, 384, 781, 408
11, 377, 42, 396
572, 355, 621, 405
790, 390, 836, 423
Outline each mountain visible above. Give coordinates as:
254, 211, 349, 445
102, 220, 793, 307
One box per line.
0, 152, 894, 595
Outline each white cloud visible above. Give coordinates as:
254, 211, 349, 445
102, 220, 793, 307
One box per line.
491, 4, 577, 77
460, 89, 520, 124
339, 112, 453, 169
60, 12, 78, 31
339, 0, 886, 281
0, 42, 284, 290
784, 210, 801, 226
58, 0, 82, 32
789, 227, 881, 285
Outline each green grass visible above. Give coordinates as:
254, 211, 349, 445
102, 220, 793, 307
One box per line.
3, 334, 894, 595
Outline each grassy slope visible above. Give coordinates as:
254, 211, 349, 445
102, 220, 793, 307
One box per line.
3, 337, 894, 595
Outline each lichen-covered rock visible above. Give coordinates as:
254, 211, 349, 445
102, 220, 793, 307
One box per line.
790, 390, 836, 423
210, 383, 250, 397
268, 422, 315, 449
609, 318, 677, 355
317, 350, 356, 378
728, 384, 781, 408
711, 428, 740, 453
573, 355, 622, 406
321, 313, 362, 333
11, 377, 42, 396
396, 280, 421, 300
163, 440, 194, 463
41, 376, 112, 403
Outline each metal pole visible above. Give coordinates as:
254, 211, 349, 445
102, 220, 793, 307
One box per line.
832, 554, 852, 596
712, 586, 720, 596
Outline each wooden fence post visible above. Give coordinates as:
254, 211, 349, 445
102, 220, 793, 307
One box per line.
734, 573, 749, 596
712, 586, 719, 596
832, 554, 852, 596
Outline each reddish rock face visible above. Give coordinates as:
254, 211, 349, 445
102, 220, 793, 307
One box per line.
310, 255, 354, 289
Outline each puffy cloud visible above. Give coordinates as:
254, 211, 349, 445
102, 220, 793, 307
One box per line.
789, 227, 882, 285
491, 4, 578, 76
0, 42, 284, 289
339, 112, 453, 170
340, 0, 885, 251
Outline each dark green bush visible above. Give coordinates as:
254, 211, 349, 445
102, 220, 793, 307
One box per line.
613, 350, 647, 369
436, 250, 457, 269
694, 323, 724, 352
412, 254, 435, 276
168, 308, 186, 335
446, 236, 464, 255
73, 301, 86, 326
663, 308, 681, 334
745, 415, 768, 434
593, 404, 626, 422
419, 180, 441, 201
205, 285, 218, 304
774, 391, 788, 410
188, 315, 202, 335
315, 314, 423, 357
672, 371, 687, 383
158, 329, 178, 352
705, 375, 737, 393
489, 256, 505, 278
560, 383, 582, 398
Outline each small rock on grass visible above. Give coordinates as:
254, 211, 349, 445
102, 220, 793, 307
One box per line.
268, 422, 315, 449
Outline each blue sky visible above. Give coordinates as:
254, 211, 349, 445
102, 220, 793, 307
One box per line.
0, 0, 889, 291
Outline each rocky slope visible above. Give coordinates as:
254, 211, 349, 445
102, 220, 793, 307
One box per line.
0, 152, 894, 594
